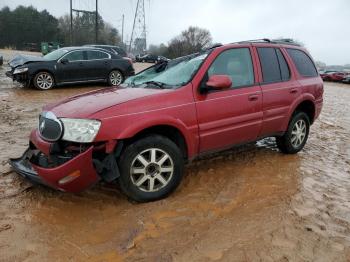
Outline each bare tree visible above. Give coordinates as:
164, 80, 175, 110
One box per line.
167, 26, 212, 58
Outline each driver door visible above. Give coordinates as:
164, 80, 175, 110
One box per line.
56, 50, 86, 83
194, 47, 263, 153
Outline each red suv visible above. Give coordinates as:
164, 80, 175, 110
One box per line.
11, 39, 323, 202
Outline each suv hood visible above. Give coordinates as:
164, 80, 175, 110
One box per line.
43, 87, 171, 118
9, 54, 45, 68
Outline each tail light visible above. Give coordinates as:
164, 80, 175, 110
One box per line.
123, 57, 133, 65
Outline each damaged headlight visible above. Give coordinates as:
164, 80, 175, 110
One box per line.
60, 118, 101, 143
13, 67, 28, 74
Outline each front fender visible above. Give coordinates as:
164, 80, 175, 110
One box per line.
98, 115, 199, 159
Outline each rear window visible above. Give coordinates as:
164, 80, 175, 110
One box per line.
258, 47, 290, 83
286, 48, 318, 77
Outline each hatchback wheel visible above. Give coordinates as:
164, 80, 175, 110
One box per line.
276, 111, 310, 154
118, 135, 184, 202
108, 70, 123, 86
34, 72, 54, 90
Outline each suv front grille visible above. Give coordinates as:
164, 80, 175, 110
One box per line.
39, 111, 63, 142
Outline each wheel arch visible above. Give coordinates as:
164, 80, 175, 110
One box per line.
293, 100, 315, 124
283, 96, 316, 130
124, 125, 189, 160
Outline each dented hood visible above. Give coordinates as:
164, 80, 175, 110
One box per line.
43, 87, 171, 119
9, 54, 45, 68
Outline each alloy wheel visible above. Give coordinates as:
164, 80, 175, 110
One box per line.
291, 119, 307, 148
130, 148, 174, 192
110, 71, 122, 86
36, 73, 53, 89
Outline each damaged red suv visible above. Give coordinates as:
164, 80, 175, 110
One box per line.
11, 39, 323, 202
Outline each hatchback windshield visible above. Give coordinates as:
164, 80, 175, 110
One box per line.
43, 49, 69, 60
124, 52, 209, 88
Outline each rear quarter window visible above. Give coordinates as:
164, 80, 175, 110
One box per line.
286, 48, 318, 77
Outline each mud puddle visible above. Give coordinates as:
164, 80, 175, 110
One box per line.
0, 64, 349, 261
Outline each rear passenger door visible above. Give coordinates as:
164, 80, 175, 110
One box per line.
85, 50, 111, 80
257, 47, 300, 137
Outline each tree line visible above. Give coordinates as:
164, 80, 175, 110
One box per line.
0, 5, 214, 58
148, 26, 213, 59
0, 5, 121, 50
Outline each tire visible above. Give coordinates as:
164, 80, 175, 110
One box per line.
108, 70, 123, 86
276, 111, 310, 154
33, 72, 54, 90
118, 135, 184, 202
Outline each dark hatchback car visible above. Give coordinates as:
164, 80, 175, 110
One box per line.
6, 46, 135, 90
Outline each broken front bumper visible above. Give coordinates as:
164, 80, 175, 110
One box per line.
10, 130, 100, 193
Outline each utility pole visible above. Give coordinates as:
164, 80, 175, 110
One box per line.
95, 0, 98, 43
69, 0, 98, 45
70, 0, 73, 45
129, 0, 147, 53
121, 14, 124, 46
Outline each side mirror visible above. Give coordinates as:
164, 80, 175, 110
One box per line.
206, 75, 232, 90
60, 58, 69, 64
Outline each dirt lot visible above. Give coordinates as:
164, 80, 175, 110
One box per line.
0, 57, 349, 261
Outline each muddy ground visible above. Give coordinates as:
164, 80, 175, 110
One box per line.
0, 58, 349, 261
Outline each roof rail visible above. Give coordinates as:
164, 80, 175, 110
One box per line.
205, 43, 223, 50
235, 38, 301, 46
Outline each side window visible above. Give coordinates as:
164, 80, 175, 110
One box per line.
276, 49, 290, 81
286, 48, 318, 77
64, 51, 84, 62
87, 51, 109, 60
207, 48, 254, 88
257, 47, 281, 83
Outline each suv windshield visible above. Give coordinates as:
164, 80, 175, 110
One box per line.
124, 51, 209, 88
44, 49, 69, 60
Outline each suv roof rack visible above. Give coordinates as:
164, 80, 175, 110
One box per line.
236, 38, 301, 46
205, 43, 223, 50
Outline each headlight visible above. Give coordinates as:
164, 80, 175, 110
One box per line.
60, 118, 101, 143
13, 67, 28, 74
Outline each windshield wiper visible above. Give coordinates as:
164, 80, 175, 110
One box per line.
144, 81, 166, 89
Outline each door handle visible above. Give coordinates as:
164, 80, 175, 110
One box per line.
248, 94, 259, 101
79, 62, 84, 66
290, 88, 298, 94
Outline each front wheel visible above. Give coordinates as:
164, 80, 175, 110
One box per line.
118, 135, 184, 202
33, 72, 54, 90
108, 70, 123, 86
276, 111, 310, 154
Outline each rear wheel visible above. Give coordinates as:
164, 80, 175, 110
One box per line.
33, 72, 54, 90
276, 111, 310, 154
108, 70, 123, 86
118, 135, 184, 202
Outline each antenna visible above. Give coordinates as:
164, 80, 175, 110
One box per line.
129, 0, 147, 54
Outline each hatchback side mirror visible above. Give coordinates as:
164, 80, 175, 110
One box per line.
206, 75, 232, 90
60, 58, 69, 64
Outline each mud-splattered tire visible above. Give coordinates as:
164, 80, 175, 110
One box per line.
276, 111, 310, 154
118, 135, 184, 202
108, 70, 123, 86
33, 72, 54, 90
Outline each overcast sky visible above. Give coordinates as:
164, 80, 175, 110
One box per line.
2, 0, 349, 65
